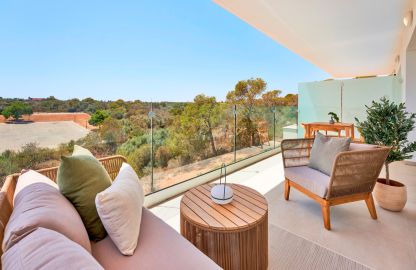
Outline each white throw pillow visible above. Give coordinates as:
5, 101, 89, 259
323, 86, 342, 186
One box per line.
14, 170, 58, 202
95, 163, 144, 256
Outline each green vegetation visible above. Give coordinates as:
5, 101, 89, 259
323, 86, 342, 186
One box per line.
0, 78, 298, 186
89, 110, 109, 126
355, 97, 416, 184
1, 101, 33, 121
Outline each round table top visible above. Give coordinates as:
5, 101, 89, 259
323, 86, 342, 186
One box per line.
180, 184, 268, 231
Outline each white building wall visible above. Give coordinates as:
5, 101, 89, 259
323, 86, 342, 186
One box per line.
395, 0, 416, 161
406, 50, 416, 147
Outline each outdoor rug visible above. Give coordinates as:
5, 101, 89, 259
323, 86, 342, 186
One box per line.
269, 224, 372, 270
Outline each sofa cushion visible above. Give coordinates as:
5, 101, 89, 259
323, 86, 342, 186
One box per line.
13, 170, 58, 202
309, 132, 351, 175
3, 182, 91, 253
2, 228, 103, 270
96, 163, 144, 255
285, 166, 330, 198
57, 145, 112, 241
91, 208, 221, 270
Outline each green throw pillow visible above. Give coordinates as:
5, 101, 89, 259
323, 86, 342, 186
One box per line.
57, 145, 112, 241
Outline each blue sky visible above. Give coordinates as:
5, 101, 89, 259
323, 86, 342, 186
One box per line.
0, 0, 328, 102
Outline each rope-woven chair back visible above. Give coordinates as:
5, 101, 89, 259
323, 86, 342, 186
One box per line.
281, 138, 314, 168
327, 147, 390, 199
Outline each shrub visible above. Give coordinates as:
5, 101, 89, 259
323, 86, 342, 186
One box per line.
1, 101, 33, 121
89, 110, 109, 126
126, 145, 151, 177
156, 146, 171, 168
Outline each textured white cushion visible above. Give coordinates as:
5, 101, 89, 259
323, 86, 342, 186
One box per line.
14, 170, 58, 202
95, 163, 144, 255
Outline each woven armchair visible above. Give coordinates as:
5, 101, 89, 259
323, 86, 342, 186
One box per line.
281, 138, 390, 230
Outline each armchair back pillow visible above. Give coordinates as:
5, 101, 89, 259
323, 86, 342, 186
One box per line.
308, 132, 351, 175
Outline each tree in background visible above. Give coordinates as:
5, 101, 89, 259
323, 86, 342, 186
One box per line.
226, 78, 267, 146
109, 99, 127, 119
89, 110, 109, 126
191, 94, 221, 155
167, 94, 221, 162
1, 101, 33, 121
282, 94, 298, 106
261, 89, 283, 107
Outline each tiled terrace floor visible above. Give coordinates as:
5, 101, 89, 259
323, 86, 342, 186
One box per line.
150, 154, 416, 270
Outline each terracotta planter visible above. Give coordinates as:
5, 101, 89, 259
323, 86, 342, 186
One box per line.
374, 178, 407, 212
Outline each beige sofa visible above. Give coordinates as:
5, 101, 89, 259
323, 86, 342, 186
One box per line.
0, 156, 221, 270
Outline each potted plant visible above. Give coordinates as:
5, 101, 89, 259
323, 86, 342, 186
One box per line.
355, 97, 416, 211
328, 112, 339, 124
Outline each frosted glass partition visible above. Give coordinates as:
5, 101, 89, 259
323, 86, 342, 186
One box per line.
298, 80, 342, 137
298, 75, 403, 138
343, 76, 402, 138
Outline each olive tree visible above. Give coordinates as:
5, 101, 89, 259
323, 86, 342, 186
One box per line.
355, 97, 416, 184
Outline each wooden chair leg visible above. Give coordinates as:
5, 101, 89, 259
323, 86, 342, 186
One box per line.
321, 204, 331, 230
284, 179, 290, 201
365, 193, 377, 219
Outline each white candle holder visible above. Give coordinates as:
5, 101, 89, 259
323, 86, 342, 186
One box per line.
211, 163, 233, 205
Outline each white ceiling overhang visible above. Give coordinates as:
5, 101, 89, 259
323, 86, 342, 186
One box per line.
214, 0, 413, 78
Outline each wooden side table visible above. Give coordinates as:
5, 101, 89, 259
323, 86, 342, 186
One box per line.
302, 122, 355, 140
180, 184, 268, 270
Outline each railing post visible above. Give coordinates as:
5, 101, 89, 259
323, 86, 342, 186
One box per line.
233, 105, 237, 163
273, 106, 276, 149
148, 103, 155, 192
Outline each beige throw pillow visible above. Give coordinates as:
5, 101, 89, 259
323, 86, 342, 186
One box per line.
95, 163, 144, 256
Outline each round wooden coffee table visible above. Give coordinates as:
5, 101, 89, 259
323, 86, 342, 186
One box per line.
180, 184, 268, 270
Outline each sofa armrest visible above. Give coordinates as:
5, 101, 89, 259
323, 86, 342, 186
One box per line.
281, 138, 314, 168
327, 146, 390, 198
0, 175, 15, 262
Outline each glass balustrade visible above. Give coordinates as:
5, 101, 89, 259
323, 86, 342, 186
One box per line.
0, 103, 298, 195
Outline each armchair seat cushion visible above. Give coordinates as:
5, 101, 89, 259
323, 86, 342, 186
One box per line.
284, 166, 330, 198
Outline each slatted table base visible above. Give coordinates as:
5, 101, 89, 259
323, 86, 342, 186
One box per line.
181, 213, 268, 270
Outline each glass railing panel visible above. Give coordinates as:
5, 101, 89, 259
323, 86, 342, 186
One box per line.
0, 149, 17, 186
0, 102, 299, 196
115, 102, 152, 194
150, 102, 236, 193
235, 105, 274, 161
274, 105, 298, 143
